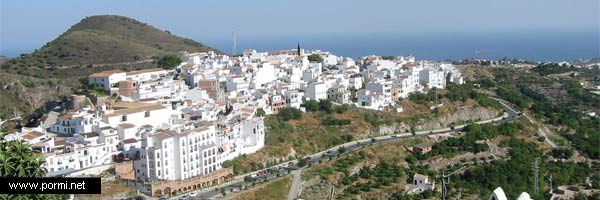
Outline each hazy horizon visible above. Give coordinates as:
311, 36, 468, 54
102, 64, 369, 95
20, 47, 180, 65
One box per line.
1, 0, 599, 60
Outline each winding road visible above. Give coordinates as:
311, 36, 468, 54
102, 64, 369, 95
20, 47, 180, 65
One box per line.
170, 99, 521, 200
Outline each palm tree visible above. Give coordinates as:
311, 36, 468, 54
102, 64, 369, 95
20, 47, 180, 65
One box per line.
0, 153, 15, 176
0, 132, 66, 199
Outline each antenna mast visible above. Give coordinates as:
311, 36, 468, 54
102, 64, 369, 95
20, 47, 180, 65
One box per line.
232, 32, 237, 55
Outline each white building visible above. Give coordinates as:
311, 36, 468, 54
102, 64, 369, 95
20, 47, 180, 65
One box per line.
135, 124, 219, 181
49, 109, 96, 135
419, 69, 446, 89
88, 70, 126, 94
366, 80, 393, 99
102, 102, 172, 129
305, 82, 328, 101
327, 86, 351, 104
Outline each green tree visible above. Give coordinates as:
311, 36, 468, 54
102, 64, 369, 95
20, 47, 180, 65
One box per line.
302, 100, 320, 112
255, 108, 266, 117
0, 132, 64, 199
307, 54, 323, 63
319, 99, 333, 114
278, 108, 302, 121
156, 55, 182, 69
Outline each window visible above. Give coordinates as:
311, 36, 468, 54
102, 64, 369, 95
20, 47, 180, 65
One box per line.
144, 111, 150, 118
121, 115, 127, 122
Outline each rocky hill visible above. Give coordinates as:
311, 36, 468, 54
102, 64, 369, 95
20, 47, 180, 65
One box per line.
0, 15, 221, 120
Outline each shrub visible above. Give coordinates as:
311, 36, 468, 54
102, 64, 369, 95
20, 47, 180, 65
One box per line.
278, 108, 302, 121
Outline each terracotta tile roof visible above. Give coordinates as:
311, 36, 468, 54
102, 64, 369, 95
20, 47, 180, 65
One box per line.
58, 113, 74, 120
241, 107, 254, 113
22, 131, 44, 140
79, 132, 98, 138
89, 70, 125, 78
118, 123, 136, 129
122, 138, 138, 144
105, 103, 165, 117
153, 131, 172, 140
126, 68, 166, 76
54, 139, 67, 146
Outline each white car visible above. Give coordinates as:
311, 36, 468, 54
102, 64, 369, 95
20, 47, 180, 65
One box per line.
189, 191, 198, 197
179, 194, 190, 200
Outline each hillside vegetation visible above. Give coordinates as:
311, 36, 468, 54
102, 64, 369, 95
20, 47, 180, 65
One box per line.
3, 15, 219, 70
0, 15, 220, 119
223, 94, 502, 175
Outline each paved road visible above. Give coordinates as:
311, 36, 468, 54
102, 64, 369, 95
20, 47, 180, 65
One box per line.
172, 98, 520, 200
287, 169, 303, 200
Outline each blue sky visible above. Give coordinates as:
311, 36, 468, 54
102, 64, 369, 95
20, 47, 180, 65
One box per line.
1, 0, 599, 56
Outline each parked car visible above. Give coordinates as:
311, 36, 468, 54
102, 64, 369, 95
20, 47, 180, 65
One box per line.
189, 191, 198, 197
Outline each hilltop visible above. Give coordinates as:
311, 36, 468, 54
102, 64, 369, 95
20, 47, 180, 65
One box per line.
0, 15, 221, 120
3, 15, 220, 69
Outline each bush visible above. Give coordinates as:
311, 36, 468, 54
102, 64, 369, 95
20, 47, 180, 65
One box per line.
335, 104, 350, 113
551, 148, 573, 159
319, 99, 333, 113
278, 108, 302, 121
156, 55, 182, 69
255, 108, 266, 117
321, 117, 351, 126
307, 54, 323, 63
302, 100, 319, 112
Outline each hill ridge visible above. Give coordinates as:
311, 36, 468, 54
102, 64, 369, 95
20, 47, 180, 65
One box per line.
7, 14, 221, 68
0, 14, 221, 120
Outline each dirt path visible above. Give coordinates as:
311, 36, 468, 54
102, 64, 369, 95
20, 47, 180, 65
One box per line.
524, 113, 557, 148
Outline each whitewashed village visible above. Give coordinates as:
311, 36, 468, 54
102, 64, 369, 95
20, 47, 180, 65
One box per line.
4, 46, 464, 197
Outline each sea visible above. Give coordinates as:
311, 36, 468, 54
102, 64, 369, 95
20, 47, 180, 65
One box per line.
2, 30, 598, 62
202, 30, 599, 62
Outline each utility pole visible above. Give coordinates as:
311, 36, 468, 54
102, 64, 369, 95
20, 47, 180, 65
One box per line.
439, 166, 466, 200
548, 173, 553, 193
534, 158, 540, 195
435, 88, 438, 106
442, 170, 447, 200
